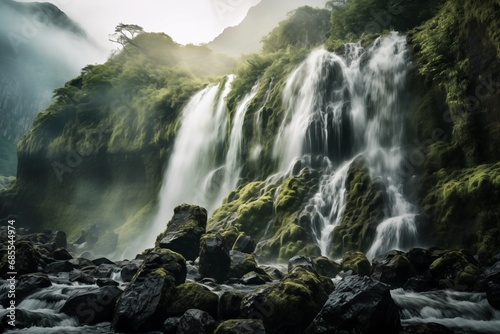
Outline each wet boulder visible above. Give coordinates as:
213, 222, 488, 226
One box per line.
229, 250, 260, 279
163, 317, 180, 334
340, 251, 372, 276
112, 249, 186, 332
232, 233, 256, 254
157, 204, 207, 261
487, 281, 500, 310
371, 250, 417, 288
120, 262, 140, 282
166, 282, 219, 318
240, 271, 272, 285
219, 291, 245, 320
177, 309, 216, 334
288, 255, 315, 273
312, 256, 341, 278
429, 250, 482, 290
52, 248, 73, 261
112, 268, 177, 332
199, 233, 230, 282
406, 248, 433, 275
215, 319, 266, 334
139, 248, 187, 285
240, 267, 333, 334
305, 275, 400, 334
61, 286, 122, 325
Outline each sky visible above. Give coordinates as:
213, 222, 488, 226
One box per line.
17, 0, 261, 48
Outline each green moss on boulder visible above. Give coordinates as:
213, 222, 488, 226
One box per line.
341, 251, 372, 276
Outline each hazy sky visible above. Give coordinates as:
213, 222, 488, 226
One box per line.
17, 0, 261, 48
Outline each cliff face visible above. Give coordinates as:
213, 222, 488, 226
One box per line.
1, 0, 499, 262
0, 0, 103, 176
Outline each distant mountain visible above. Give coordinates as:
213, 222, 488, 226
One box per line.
207, 0, 328, 56
0, 0, 104, 176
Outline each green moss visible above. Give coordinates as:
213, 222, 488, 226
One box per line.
423, 163, 500, 262
330, 156, 386, 257
167, 282, 219, 318
341, 251, 372, 276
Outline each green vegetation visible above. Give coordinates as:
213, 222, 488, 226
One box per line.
2, 30, 235, 249
262, 6, 331, 53
330, 156, 386, 257
423, 163, 500, 263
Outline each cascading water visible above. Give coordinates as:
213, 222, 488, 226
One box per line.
146, 76, 234, 245
214, 83, 259, 204
147, 75, 260, 248
272, 32, 418, 259
391, 289, 500, 334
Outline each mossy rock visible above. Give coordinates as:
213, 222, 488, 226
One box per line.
166, 282, 218, 318
155, 204, 207, 261
240, 266, 333, 334
422, 163, 500, 263
209, 181, 274, 241
330, 156, 387, 257
341, 251, 372, 276
429, 249, 482, 290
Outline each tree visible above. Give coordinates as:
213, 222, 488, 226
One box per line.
109, 23, 144, 52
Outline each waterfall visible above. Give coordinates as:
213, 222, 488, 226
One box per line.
215, 83, 259, 203
273, 32, 418, 258
148, 76, 234, 243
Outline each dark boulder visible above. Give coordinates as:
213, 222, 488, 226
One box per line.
487, 281, 500, 310
199, 233, 230, 282
69, 270, 95, 285
219, 291, 245, 320
232, 234, 256, 254
120, 262, 140, 282
112, 249, 186, 332
215, 319, 266, 334
52, 248, 73, 261
305, 275, 400, 334
112, 268, 177, 333
46, 260, 75, 274
406, 248, 433, 275
288, 255, 315, 273
166, 282, 219, 318
163, 317, 180, 334
177, 309, 216, 334
240, 267, 333, 334
61, 286, 122, 325
429, 250, 482, 291
157, 204, 207, 261
229, 250, 260, 279
372, 250, 417, 288
240, 271, 272, 285
92, 257, 115, 266
403, 276, 433, 292
139, 248, 187, 285
312, 256, 341, 278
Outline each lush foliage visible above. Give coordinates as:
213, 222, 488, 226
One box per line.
262, 6, 331, 53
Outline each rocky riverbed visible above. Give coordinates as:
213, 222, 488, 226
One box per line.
1, 205, 500, 333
